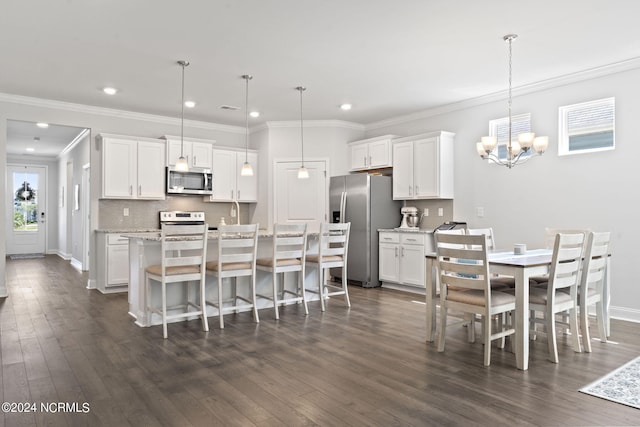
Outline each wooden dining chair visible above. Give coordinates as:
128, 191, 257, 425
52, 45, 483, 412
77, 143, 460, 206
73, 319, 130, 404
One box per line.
145, 223, 209, 339
256, 223, 309, 320
435, 232, 516, 366
578, 231, 611, 352
205, 224, 259, 329
528, 232, 585, 363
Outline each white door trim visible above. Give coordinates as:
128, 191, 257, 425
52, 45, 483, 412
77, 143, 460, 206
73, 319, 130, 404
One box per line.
6, 163, 48, 255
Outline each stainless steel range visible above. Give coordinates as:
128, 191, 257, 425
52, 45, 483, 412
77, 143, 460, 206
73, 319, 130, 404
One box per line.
159, 211, 206, 226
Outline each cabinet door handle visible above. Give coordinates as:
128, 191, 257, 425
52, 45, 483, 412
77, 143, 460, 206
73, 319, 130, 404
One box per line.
363, 156, 367, 166
129, 185, 132, 196
230, 190, 233, 199
395, 247, 398, 257
401, 247, 405, 257
193, 156, 197, 166
408, 185, 412, 196
138, 185, 141, 196
369, 155, 372, 166
406, 238, 417, 242
416, 186, 419, 194
237, 190, 241, 200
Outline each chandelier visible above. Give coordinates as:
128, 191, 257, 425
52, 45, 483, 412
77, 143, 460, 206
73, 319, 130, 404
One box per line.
476, 34, 548, 168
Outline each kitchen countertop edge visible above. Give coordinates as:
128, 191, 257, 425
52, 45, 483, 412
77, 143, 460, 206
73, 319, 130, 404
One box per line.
378, 228, 434, 234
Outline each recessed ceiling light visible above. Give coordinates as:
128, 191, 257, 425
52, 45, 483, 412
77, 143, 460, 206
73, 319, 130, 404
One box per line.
103, 87, 118, 95
249, 111, 260, 118
26, 148, 35, 152
184, 101, 196, 108
340, 104, 352, 111
36, 122, 49, 128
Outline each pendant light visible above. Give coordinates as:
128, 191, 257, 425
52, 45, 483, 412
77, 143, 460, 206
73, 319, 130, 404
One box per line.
240, 75, 254, 176
476, 35, 548, 168
175, 60, 190, 172
296, 86, 309, 179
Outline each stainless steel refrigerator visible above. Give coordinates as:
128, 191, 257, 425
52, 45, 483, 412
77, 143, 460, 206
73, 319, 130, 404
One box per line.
330, 174, 402, 287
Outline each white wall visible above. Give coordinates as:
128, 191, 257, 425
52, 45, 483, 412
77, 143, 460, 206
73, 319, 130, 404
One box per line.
366, 67, 640, 321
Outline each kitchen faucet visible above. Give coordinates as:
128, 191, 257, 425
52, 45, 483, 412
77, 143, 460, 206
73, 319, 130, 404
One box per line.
232, 199, 240, 224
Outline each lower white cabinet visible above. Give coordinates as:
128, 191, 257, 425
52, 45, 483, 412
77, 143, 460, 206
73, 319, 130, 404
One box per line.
96, 233, 129, 293
379, 231, 431, 288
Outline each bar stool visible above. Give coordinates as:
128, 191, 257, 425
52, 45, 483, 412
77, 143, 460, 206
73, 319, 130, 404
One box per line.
256, 223, 308, 319
205, 224, 259, 329
145, 223, 209, 339
305, 222, 350, 312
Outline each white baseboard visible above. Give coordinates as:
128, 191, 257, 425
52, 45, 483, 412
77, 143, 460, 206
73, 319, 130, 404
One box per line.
50, 249, 72, 260
86, 279, 97, 290
70, 258, 83, 271
610, 306, 640, 324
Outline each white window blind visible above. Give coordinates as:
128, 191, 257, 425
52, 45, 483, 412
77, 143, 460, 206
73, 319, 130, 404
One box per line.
559, 97, 615, 155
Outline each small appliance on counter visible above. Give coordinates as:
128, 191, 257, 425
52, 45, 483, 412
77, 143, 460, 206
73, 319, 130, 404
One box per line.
399, 206, 419, 229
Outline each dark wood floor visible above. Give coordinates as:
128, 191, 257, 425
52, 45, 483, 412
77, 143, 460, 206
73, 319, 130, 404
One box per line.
1, 256, 639, 426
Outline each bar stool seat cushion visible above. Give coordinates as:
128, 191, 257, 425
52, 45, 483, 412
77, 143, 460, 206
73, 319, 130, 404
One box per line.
206, 261, 252, 271
256, 258, 301, 267
305, 254, 343, 263
146, 264, 201, 276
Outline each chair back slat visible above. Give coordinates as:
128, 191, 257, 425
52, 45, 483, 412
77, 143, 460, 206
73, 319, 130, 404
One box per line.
435, 233, 491, 297
159, 223, 208, 275
317, 223, 350, 263
466, 227, 496, 250
547, 233, 585, 293
272, 223, 307, 262
215, 224, 259, 270
580, 231, 611, 293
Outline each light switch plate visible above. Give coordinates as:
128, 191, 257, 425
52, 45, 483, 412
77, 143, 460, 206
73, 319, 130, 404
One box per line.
123, 207, 129, 217
438, 208, 443, 217
476, 207, 484, 217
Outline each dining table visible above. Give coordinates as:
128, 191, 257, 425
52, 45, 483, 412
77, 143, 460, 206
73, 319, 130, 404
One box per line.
424, 248, 611, 371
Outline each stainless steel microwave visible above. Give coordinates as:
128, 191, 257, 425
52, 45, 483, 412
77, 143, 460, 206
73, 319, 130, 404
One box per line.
166, 168, 213, 195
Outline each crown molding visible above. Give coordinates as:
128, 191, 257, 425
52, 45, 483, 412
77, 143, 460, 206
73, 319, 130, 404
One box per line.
262, 120, 365, 131
0, 93, 246, 134
58, 128, 90, 159
365, 56, 640, 131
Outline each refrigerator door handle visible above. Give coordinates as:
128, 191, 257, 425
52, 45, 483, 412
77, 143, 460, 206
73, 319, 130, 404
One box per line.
340, 191, 347, 223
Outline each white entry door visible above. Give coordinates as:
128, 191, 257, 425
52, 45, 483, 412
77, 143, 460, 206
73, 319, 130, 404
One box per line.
275, 161, 327, 233
6, 165, 47, 255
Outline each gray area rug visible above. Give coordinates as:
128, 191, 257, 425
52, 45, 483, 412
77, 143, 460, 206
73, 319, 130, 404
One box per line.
580, 355, 640, 409
9, 254, 45, 260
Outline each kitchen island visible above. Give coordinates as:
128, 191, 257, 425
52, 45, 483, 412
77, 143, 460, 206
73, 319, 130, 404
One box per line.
123, 230, 321, 327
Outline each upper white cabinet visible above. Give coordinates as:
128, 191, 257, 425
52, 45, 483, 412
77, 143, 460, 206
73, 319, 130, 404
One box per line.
348, 135, 397, 171
164, 136, 214, 170
100, 134, 166, 200
206, 148, 258, 202
392, 131, 454, 200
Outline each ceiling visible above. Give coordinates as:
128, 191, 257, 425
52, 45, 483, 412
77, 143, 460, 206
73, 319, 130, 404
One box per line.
6, 121, 87, 158
2, 0, 640, 137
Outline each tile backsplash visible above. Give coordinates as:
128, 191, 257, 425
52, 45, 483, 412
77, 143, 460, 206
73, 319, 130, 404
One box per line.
98, 197, 252, 229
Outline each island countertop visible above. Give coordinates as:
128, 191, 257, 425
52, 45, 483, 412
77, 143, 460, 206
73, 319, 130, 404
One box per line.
121, 229, 317, 241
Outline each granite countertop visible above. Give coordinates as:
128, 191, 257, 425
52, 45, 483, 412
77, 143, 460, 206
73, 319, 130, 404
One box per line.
378, 228, 434, 234
96, 228, 160, 233
121, 230, 316, 241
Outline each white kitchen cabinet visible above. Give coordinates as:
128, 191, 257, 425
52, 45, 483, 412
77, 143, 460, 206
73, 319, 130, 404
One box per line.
379, 231, 431, 288
96, 233, 130, 293
165, 136, 214, 169
349, 135, 397, 171
392, 131, 455, 200
100, 134, 166, 200
206, 149, 258, 202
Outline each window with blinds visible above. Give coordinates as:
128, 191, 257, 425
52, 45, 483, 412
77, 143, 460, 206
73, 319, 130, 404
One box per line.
559, 97, 615, 156
488, 113, 532, 161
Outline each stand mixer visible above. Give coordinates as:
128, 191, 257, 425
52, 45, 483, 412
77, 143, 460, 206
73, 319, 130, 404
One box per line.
399, 206, 420, 229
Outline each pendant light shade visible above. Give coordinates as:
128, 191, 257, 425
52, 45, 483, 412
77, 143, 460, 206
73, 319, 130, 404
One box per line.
296, 86, 309, 179
240, 74, 254, 177
175, 60, 190, 172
